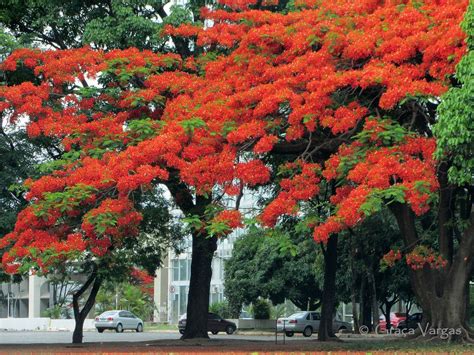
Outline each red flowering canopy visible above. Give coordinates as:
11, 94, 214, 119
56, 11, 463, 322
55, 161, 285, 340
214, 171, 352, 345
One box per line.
165, 0, 467, 241
0, 0, 468, 273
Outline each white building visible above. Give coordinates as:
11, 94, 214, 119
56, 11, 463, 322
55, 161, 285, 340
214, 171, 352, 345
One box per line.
0, 274, 51, 318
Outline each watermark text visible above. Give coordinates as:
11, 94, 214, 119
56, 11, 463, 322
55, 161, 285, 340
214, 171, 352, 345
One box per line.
358, 323, 462, 339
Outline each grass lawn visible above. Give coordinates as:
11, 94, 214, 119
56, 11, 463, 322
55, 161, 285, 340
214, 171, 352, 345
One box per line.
2, 338, 473, 354
144, 322, 177, 331
303, 339, 473, 353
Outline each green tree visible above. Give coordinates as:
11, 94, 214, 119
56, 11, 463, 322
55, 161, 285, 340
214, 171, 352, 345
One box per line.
224, 219, 323, 316
434, 1, 474, 187
0, 0, 166, 50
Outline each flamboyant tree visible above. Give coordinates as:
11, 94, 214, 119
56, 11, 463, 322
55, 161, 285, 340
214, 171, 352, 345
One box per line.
1, 1, 213, 340
163, 0, 472, 340
0, 0, 471, 341
0, 48, 184, 343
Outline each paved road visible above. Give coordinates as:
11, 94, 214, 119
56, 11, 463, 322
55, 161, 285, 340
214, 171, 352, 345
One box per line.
0, 330, 306, 345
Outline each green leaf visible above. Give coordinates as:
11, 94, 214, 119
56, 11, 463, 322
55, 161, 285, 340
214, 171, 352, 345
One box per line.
180, 117, 207, 134
183, 215, 203, 229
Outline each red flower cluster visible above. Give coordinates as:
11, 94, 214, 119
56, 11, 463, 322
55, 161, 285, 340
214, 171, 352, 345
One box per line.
213, 210, 243, 230
130, 268, 154, 296
381, 249, 402, 268
405, 246, 448, 270
261, 162, 320, 226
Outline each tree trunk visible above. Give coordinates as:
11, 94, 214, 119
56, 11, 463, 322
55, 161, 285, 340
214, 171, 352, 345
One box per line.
380, 298, 397, 332
166, 183, 217, 339
351, 291, 360, 334
350, 231, 360, 333
465, 282, 471, 328
318, 234, 338, 341
391, 204, 474, 341
383, 302, 392, 332
72, 272, 101, 344
368, 268, 379, 329
181, 232, 218, 339
360, 280, 372, 330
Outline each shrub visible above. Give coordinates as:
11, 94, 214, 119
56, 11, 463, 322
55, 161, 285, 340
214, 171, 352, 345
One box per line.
252, 299, 271, 319
42, 304, 62, 319
209, 300, 233, 319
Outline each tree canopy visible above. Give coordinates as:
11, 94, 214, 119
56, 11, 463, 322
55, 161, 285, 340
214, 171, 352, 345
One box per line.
0, 0, 467, 268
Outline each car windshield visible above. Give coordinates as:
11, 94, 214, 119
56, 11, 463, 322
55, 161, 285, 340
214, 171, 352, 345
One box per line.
288, 312, 306, 318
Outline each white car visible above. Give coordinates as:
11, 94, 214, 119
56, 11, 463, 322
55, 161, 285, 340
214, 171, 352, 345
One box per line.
95, 310, 144, 333
276, 311, 352, 337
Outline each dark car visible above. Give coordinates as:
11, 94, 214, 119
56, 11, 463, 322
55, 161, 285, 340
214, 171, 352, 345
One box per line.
178, 312, 237, 335
397, 312, 423, 330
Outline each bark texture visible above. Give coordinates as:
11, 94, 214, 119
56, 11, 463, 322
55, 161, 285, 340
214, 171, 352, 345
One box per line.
181, 232, 218, 339
318, 234, 338, 340
368, 268, 379, 330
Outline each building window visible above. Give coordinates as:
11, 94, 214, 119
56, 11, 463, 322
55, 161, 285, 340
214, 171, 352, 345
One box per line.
179, 259, 187, 281
172, 258, 191, 281
172, 260, 179, 281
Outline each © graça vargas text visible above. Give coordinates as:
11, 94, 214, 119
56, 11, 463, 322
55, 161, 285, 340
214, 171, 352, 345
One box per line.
359, 324, 462, 339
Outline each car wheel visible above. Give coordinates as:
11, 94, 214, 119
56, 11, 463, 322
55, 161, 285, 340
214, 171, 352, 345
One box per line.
226, 326, 235, 335
179, 329, 185, 335
136, 323, 143, 333
303, 326, 313, 337
211, 331, 219, 335
285, 331, 294, 337
116, 323, 124, 333
97, 328, 104, 333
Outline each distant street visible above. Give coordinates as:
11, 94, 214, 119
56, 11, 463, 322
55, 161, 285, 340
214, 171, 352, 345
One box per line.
0, 330, 309, 345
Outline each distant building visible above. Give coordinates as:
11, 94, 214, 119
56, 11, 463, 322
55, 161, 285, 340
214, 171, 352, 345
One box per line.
0, 274, 51, 318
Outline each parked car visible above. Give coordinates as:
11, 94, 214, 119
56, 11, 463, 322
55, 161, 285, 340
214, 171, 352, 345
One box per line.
276, 311, 352, 337
178, 312, 237, 335
333, 317, 353, 333
378, 312, 407, 332
94, 310, 144, 333
397, 312, 423, 330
